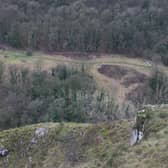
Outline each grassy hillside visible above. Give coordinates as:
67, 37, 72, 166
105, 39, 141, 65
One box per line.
0, 105, 168, 168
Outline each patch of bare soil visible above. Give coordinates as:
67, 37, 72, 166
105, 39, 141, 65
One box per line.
97, 65, 149, 103
121, 73, 147, 88
98, 65, 147, 86
98, 65, 129, 80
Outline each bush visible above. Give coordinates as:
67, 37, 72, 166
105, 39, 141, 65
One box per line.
26, 49, 33, 56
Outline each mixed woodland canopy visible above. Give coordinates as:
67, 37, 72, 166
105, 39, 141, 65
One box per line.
0, 0, 168, 63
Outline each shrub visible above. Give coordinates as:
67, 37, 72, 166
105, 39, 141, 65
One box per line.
26, 49, 33, 56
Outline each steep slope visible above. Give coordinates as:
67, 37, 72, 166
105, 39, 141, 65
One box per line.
0, 105, 168, 168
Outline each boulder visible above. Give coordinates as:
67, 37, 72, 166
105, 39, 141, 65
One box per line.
130, 129, 144, 146
138, 131, 144, 141
0, 148, 9, 157
31, 128, 48, 144
130, 129, 138, 146
35, 128, 48, 138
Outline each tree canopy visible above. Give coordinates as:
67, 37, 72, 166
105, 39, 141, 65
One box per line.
0, 0, 168, 63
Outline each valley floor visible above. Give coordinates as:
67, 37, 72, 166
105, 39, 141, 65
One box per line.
1, 49, 168, 103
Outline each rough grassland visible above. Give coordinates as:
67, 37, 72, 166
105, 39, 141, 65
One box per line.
0, 106, 168, 168
1, 49, 168, 103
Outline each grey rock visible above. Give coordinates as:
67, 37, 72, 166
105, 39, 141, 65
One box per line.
0, 148, 9, 157
31, 128, 48, 144
35, 128, 48, 138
